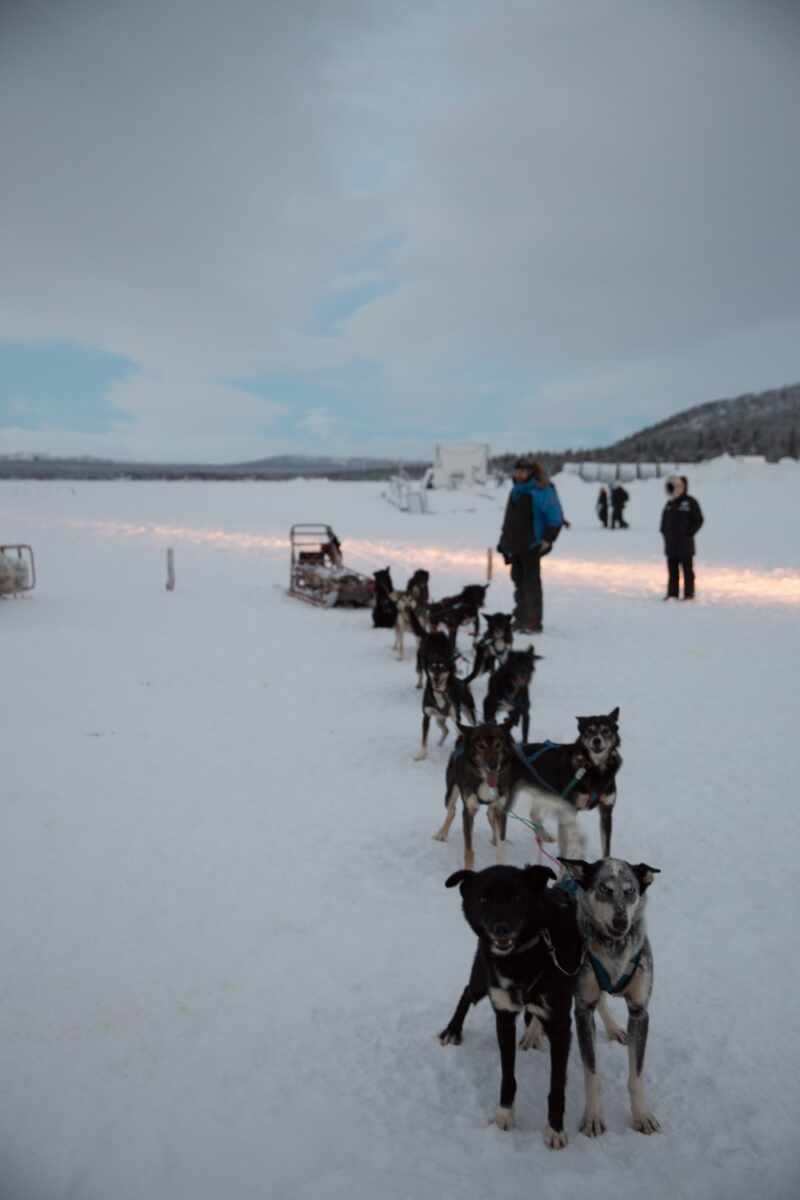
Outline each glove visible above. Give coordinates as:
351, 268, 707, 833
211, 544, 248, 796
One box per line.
496, 543, 511, 565
538, 540, 552, 556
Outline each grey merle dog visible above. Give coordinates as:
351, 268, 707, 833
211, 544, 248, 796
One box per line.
438, 864, 584, 1147
512, 708, 622, 858
559, 857, 661, 1137
433, 721, 516, 868
413, 635, 477, 761
465, 612, 513, 682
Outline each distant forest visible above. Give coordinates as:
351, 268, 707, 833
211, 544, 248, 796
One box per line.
491, 382, 800, 475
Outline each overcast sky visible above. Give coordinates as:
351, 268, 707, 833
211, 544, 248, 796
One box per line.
1, 0, 799, 461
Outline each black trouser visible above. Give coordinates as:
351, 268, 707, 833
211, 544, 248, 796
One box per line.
667, 556, 695, 598
611, 508, 628, 529
510, 549, 542, 628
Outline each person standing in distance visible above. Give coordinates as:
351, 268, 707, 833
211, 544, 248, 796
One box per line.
596, 485, 609, 528
497, 457, 564, 633
660, 475, 703, 600
610, 483, 630, 528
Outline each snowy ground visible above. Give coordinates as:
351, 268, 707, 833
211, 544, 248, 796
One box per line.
2, 462, 799, 1200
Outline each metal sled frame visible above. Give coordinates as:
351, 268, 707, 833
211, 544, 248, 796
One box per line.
288, 524, 373, 608
0, 544, 36, 595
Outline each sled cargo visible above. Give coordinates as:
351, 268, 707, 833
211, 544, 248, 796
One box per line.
288, 524, 373, 608
0, 545, 36, 596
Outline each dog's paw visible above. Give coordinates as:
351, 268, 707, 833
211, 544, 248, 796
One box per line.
519, 1018, 546, 1051
632, 1110, 661, 1135
580, 1112, 607, 1138
431, 829, 448, 842
413, 749, 428, 762
494, 1106, 514, 1131
606, 1026, 627, 1045
437, 1029, 462, 1046
535, 827, 557, 844
543, 1125, 568, 1150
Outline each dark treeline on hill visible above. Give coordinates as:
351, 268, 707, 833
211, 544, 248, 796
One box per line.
491, 382, 800, 474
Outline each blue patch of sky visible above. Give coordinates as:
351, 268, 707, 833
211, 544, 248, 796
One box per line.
310, 278, 398, 337
0, 341, 135, 432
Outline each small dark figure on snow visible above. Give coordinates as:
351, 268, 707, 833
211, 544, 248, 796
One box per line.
596, 487, 609, 529
610, 484, 629, 529
660, 476, 703, 600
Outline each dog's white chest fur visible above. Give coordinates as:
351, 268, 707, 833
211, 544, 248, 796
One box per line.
477, 781, 498, 802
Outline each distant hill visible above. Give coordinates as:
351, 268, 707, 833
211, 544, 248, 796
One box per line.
0, 451, 427, 482
598, 383, 800, 463
491, 382, 800, 474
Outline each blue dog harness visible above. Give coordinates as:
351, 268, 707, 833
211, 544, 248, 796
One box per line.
514, 740, 589, 801
587, 947, 643, 995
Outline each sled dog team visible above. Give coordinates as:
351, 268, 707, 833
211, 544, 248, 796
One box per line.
372, 567, 661, 1149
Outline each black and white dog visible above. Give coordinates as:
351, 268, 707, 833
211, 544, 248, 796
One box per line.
414, 645, 477, 761
409, 607, 446, 689
433, 722, 516, 868
483, 645, 540, 741
512, 708, 622, 858
465, 612, 513, 682
438, 864, 584, 1147
428, 583, 489, 645
372, 567, 397, 629
559, 858, 661, 1137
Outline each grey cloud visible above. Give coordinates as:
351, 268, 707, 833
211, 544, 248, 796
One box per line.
1, 0, 799, 456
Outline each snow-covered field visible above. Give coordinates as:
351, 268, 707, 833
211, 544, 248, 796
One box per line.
2, 460, 799, 1200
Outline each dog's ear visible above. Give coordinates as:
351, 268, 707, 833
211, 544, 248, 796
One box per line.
608, 706, 620, 724
456, 722, 472, 737
632, 863, 659, 892
445, 869, 474, 892
558, 858, 597, 887
524, 864, 556, 891
576, 716, 589, 732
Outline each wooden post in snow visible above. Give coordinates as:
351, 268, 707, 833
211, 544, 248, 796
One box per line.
166, 548, 175, 591
486, 547, 493, 583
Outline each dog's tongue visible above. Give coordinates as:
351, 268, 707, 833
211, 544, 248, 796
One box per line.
487, 771, 498, 788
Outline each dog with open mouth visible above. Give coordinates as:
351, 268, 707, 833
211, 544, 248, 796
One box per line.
438, 864, 584, 1148
433, 721, 516, 868
512, 708, 622, 858
558, 857, 660, 1137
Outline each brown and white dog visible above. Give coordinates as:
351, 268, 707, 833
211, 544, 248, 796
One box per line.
433, 721, 516, 868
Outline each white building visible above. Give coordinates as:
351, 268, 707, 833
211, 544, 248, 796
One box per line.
430, 442, 490, 489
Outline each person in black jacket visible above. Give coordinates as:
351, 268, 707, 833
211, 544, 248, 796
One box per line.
497, 457, 564, 633
660, 475, 703, 600
596, 486, 609, 528
610, 484, 629, 529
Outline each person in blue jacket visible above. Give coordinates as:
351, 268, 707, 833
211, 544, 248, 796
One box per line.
497, 457, 564, 633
